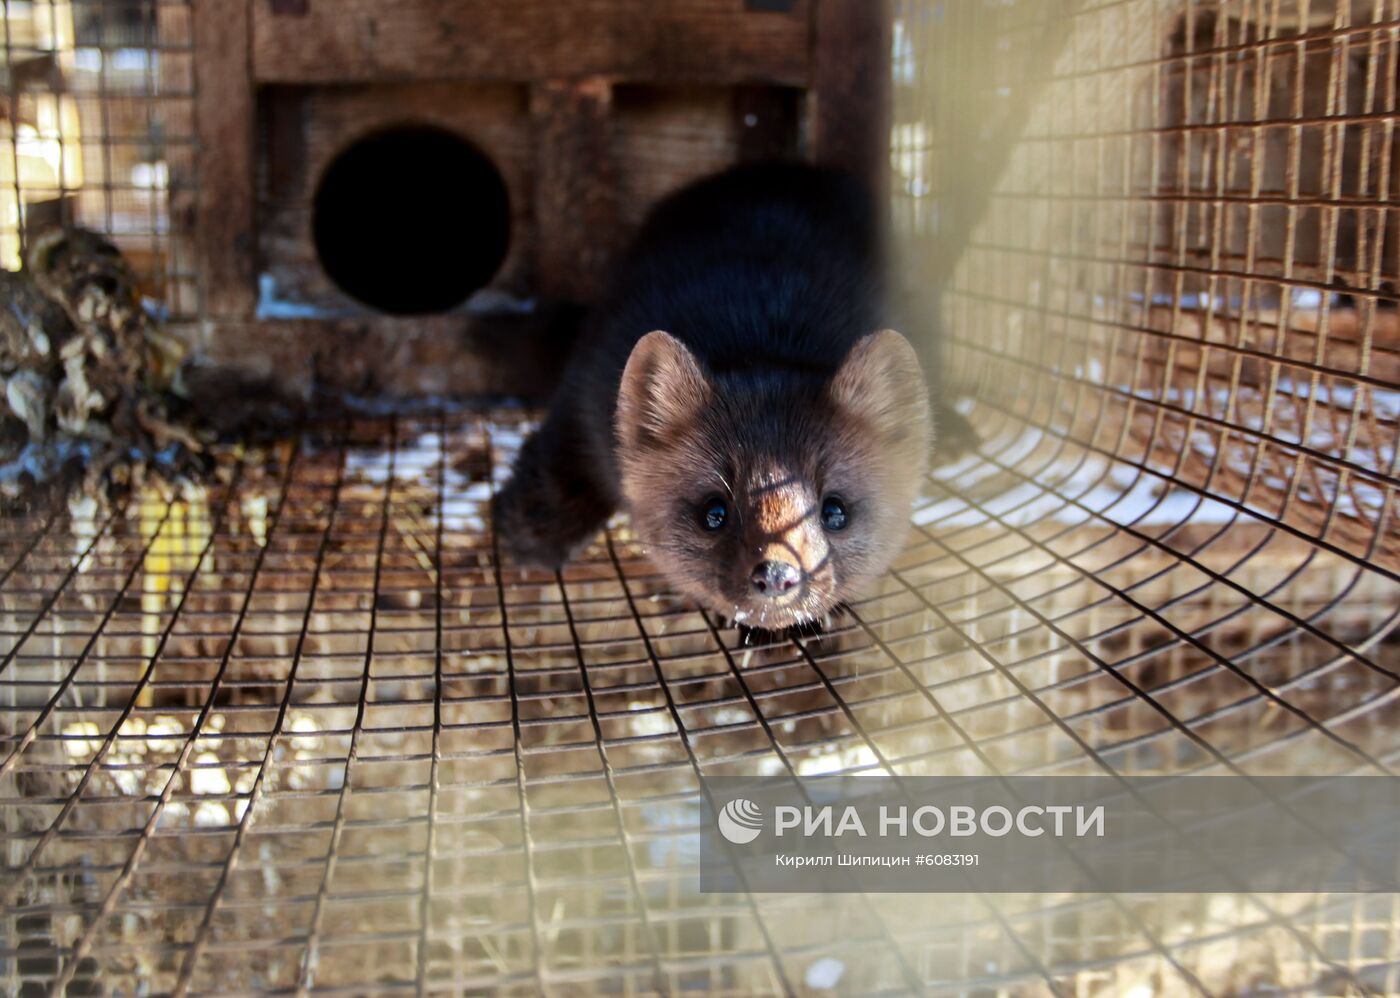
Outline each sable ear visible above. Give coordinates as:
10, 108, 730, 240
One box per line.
616, 331, 710, 451
831, 330, 931, 443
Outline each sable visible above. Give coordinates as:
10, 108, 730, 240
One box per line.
494, 162, 932, 630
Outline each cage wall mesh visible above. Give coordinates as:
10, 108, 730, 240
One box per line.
2, 0, 1400, 995
0, 0, 197, 326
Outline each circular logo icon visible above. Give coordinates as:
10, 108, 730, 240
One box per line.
717, 798, 764, 844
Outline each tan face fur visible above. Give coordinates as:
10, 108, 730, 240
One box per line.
615, 330, 932, 629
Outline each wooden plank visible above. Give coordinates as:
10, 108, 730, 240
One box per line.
261, 85, 307, 204
192, 0, 256, 320
531, 78, 617, 302
256, 82, 533, 316
612, 86, 740, 232
251, 0, 811, 87
156, 0, 196, 316
812, 0, 890, 199
194, 313, 576, 401
734, 84, 802, 163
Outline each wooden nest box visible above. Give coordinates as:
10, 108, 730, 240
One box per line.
187, 0, 890, 400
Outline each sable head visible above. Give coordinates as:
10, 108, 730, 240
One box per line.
615, 329, 932, 630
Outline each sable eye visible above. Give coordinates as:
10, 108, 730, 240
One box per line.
699, 496, 729, 532
820, 495, 849, 532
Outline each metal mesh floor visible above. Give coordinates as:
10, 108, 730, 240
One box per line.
3, 406, 1399, 996
4, 0, 1400, 993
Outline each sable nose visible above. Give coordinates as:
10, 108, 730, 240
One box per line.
750, 560, 801, 597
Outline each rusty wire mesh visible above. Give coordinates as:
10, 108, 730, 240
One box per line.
0, 0, 197, 325
3, 0, 1400, 994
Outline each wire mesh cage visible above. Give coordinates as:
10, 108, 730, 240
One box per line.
3, 0, 1400, 995
0, 0, 196, 324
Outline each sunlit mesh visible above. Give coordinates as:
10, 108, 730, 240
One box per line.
4, 0, 1400, 993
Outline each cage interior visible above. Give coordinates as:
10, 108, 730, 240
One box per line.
4, 0, 1400, 994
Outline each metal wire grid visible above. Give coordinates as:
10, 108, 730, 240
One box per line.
0, 0, 1397, 993
890, 0, 1400, 982
892, 0, 1399, 567
0, 0, 196, 322
0, 407, 1397, 996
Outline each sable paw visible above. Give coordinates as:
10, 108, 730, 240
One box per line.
490, 484, 572, 569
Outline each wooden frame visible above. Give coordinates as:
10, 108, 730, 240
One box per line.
186, 0, 890, 399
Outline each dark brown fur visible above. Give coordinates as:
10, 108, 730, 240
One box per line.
494, 164, 932, 629
613, 329, 929, 628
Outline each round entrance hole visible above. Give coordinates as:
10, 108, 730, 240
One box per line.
312, 126, 511, 316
